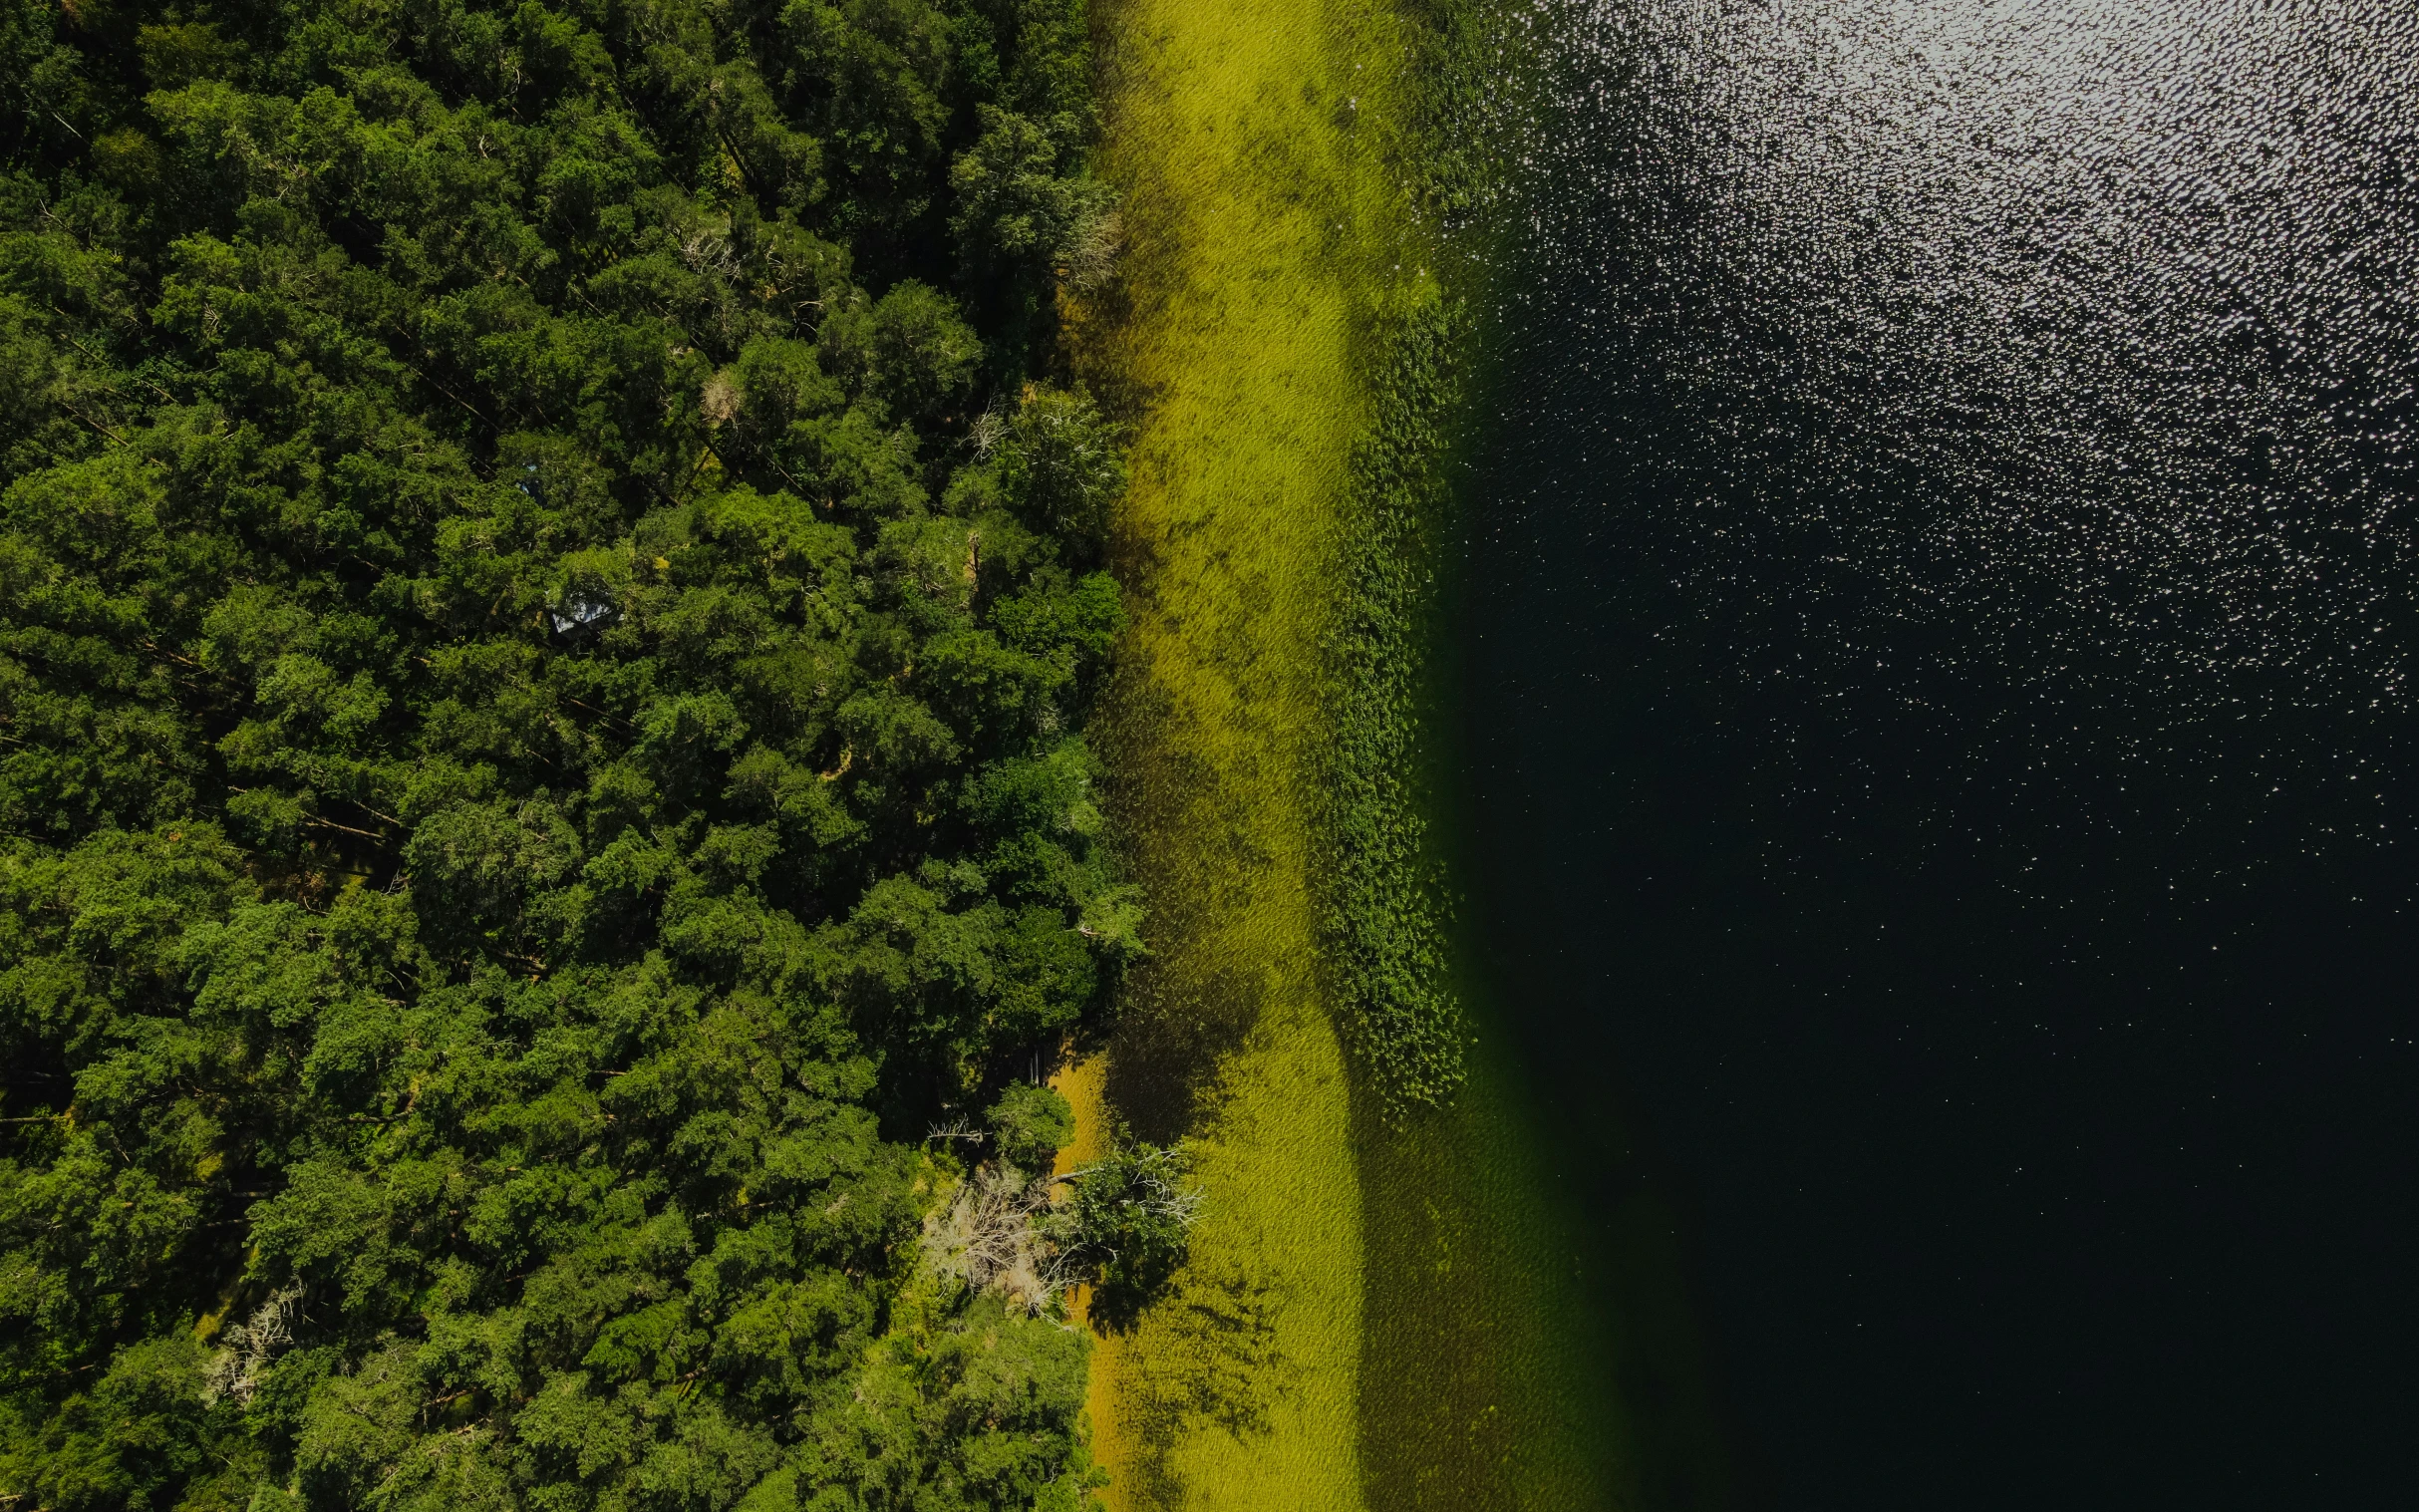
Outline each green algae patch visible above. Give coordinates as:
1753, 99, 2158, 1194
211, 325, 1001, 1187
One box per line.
1326, 259, 1662, 1512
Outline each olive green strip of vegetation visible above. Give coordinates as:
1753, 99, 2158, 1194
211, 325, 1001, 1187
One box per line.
1072, 0, 1748, 1500
1064, 0, 1416, 1497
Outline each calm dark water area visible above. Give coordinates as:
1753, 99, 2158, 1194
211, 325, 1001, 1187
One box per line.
1458, 1, 2419, 1505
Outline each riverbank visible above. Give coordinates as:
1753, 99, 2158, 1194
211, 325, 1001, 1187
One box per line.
1059, 0, 1654, 1504
1061, 0, 1376, 1495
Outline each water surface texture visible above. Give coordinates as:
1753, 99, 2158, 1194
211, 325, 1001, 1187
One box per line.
1464, 1, 2419, 1504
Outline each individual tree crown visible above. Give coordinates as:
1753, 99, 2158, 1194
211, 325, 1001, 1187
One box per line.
985, 1081, 1075, 1170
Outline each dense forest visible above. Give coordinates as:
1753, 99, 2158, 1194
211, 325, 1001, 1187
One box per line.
0, 0, 1182, 1503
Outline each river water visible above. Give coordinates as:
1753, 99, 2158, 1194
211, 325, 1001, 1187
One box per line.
1461, 1, 2419, 1504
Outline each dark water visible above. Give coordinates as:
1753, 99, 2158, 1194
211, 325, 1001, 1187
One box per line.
1461, 1, 2419, 1505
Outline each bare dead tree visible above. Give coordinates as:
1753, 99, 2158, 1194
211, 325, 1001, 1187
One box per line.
920, 1143, 1204, 1319
202, 1285, 305, 1404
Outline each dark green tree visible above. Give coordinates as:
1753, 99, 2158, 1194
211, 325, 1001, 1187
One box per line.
983, 1082, 1073, 1171
1052, 1142, 1197, 1334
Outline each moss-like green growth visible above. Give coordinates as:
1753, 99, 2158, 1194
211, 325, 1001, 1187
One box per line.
1309, 0, 1528, 1112
1320, 295, 1474, 1109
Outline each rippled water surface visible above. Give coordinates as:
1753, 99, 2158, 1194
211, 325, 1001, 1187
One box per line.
1462, 1, 2418, 1504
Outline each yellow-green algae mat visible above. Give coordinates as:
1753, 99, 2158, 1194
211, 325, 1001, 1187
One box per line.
1051, 0, 1700, 1505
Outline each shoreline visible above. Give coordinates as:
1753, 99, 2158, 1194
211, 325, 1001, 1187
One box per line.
1062, 0, 1651, 1504
1064, 0, 1381, 1496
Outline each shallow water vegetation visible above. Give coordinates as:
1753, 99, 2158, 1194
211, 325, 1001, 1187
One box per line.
0, 0, 1160, 1504
1056, 0, 1516, 1497
1058, 0, 1679, 1502
1319, 294, 1472, 1111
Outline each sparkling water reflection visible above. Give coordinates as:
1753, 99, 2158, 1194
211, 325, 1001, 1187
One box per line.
1466, 1, 2418, 1504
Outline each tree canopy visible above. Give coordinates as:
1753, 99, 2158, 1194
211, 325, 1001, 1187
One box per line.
0, 0, 1144, 1504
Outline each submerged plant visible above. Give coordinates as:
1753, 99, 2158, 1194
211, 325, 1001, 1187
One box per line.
1321, 297, 1475, 1110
